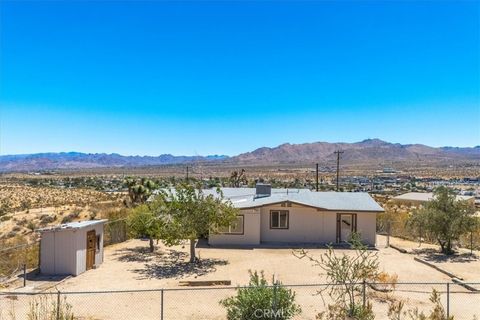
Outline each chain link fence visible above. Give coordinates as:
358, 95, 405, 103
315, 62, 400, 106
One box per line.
1, 282, 478, 320
103, 219, 128, 247
0, 242, 39, 284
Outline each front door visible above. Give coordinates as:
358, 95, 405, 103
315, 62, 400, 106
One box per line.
337, 213, 357, 243
86, 230, 96, 270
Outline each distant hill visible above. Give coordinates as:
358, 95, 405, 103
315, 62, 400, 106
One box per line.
0, 152, 228, 172
1, 139, 478, 172
229, 139, 480, 167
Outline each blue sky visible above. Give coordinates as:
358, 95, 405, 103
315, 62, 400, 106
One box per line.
0, 1, 479, 156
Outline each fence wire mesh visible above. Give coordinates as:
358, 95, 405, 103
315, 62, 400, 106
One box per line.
1, 282, 479, 320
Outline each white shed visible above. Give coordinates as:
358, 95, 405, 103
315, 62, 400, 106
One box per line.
39, 220, 107, 276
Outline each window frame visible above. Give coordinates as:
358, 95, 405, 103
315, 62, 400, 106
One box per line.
218, 214, 245, 235
270, 210, 289, 229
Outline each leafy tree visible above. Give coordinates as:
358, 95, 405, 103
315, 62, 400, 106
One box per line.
407, 187, 476, 255
157, 183, 239, 262
127, 203, 163, 252
220, 270, 301, 320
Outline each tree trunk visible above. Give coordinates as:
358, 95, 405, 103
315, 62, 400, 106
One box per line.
149, 237, 154, 253
189, 239, 196, 263
446, 239, 453, 255
438, 239, 445, 254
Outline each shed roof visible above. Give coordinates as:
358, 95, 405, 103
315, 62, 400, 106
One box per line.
38, 219, 107, 233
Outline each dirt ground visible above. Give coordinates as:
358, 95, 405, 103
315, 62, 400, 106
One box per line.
2, 237, 479, 320
377, 235, 480, 281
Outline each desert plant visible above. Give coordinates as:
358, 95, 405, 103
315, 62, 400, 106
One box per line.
407, 187, 476, 255
387, 289, 454, 320
61, 210, 80, 224
27, 221, 37, 232
39, 214, 56, 225
316, 302, 374, 320
220, 270, 301, 320
295, 233, 379, 318
27, 294, 75, 320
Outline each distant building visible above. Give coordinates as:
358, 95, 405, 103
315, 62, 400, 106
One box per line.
391, 192, 475, 206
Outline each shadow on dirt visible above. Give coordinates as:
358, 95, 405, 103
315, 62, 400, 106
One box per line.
413, 248, 478, 263
115, 245, 228, 279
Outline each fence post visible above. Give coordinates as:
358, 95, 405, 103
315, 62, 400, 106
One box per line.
56, 290, 61, 320
23, 264, 27, 287
161, 289, 164, 320
273, 281, 278, 320
446, 282, 450, 318
362, 280, 366, 308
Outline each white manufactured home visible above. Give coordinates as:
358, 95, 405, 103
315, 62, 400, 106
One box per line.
208, 184, 383, 247
39, 220, 107, 276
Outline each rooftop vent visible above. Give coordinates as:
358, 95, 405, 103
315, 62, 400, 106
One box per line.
255, 183, 271, 198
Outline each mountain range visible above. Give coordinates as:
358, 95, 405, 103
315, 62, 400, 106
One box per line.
1, 139, 479, 172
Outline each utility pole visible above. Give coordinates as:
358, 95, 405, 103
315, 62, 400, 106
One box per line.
316, 163, 319, 191
186, 166, 189, 182
334, 150, 344, 191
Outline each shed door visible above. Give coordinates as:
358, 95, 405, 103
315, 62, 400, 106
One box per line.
336, 213, 357, 243
86, 230, 96, 270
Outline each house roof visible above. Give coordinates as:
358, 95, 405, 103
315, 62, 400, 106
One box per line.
393, 192, 474, 202
38, 219, 107, 233
203, 188, 384, 212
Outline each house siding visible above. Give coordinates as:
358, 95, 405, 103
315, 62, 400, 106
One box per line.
209, 203, 378, 246
208, 209, 261, 245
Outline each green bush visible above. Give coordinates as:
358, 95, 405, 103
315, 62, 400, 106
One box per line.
220, 271, 301, 320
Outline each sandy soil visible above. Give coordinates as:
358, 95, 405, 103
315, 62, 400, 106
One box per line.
378, 235, 480, 281
3, 237, 478, 320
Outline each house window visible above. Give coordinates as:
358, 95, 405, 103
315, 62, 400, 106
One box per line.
219, 215, 244, 234
270, 210, 289, 229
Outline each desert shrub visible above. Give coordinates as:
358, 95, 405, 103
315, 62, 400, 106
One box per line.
1, 215, 12, 222
388, 289, 453, 320
5, 231, 17, 238
18, 218, 28, 226
317, 302, 374, 320
27, 294, 75, 320
0, 237, 40, 280
220, 270, 301, 320
39, 214, 56, 225
12, 226, 22, 232
104, 219, 128, 246
0, 203, 10, 217
61, 211, 80, 224
27, 221, 38, 232
295, 232, 379, 319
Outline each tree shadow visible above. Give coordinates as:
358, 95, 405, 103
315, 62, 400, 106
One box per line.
115, 246, 228, 279
413, 248, 478, 263
114, 246, 160, 263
